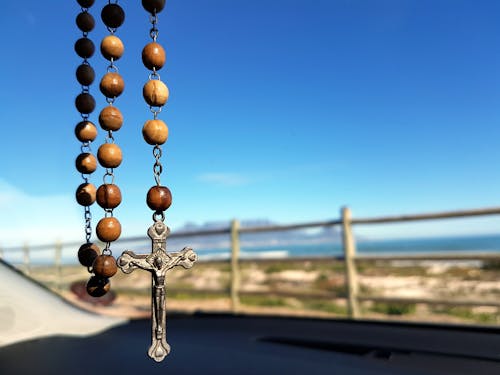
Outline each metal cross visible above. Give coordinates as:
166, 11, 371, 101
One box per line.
117, 221, 197, 362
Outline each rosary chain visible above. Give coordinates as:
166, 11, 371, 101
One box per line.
144, 8, 168, 222
96, 0, 126, 260
75, 1, 96, 258
139, 6, 172, 224
75, 0, 99, 281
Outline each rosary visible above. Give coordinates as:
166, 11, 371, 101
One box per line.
73, 0, 197, 362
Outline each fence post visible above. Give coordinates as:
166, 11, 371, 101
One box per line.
341, 206, 360, 318
23, 242, 31, 276
230, 219, 241, 313
55, 241, 63, 292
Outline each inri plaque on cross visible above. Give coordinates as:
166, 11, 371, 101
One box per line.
117, 221, 197, 362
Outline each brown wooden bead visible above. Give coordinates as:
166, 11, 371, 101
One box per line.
78, 243, 100, 267
101, 4, 125, 29
74, 37, 95, 58
96, 217, 121, 242
86, 276, 110, 297
143, 80, 169, 107
75, 93, 96, 114
76, 64, 95, 86
142, 42, 166, 70
96, 184, 122, 209
146, 186, 172, 211
92, 255, 118, 278
75, 120, 97, 142
100, 72, 124, 98
77, 0, 95, 7
75, 182, 97, 206
142, 119, 168, 145
100, 35, 124, 61
76, 12, 95, 32
142, 0, 165, 13
97, 143, 122, 168
75, 153, 97, 174
99, 106, 123, 131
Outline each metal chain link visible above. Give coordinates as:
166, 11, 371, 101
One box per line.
80, 141, 92, 153
84, 206, 92, 243
153, 145, 163, 185
153, 211, 165, 222
105, 130, 115, 143
149, 68, 160, 80
103, 169, 115, 185
150, 12, 159, 42
102, 242, 112, 255
150, 105, 162, 119
107, 58, 119, 73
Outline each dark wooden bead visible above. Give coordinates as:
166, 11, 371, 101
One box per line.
74, 37, 95, 58
75, 152, 97, 174
75, 93, 96, 114
76, 182, 97, 206
142, 0, 165, 13
77, 0, 95, 8
143, 80, 169, 107
96, 217, 121, 242
99, 106, 123, 131
142, 119, 168, 145
101, 4, 125, 29
78, 242, 100, 267
142, 42, 166, 70
75, 120, 97, 142
97, 143, 122, 168
86, 276, 110, 297
92, 255, 118, 278
147, 186, 172, 211
96, 184, 122, 209
76, 12, 95, 32
100, 72, 124, 98
76, 64, 95, 86
100, 35, 124, 61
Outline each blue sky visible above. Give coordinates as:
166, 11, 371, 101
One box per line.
0, 0, 499, 245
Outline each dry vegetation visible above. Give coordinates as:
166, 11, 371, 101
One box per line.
25, 258, 500, 325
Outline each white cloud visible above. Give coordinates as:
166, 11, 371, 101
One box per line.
0, 180, 82, 247
197, 172, 250, 187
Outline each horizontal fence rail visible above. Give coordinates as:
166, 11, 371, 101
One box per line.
2, 206, 500, 319
352, 207, 500, 224
355, 252, 500, 262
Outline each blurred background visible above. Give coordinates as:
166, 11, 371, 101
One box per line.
0, 0, 500, 325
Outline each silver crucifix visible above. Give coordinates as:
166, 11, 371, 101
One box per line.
117, 221, 197, 362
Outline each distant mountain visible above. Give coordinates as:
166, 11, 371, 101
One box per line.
172, 219, 342, 249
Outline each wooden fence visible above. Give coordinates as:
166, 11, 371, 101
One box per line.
3, 206, 500, 318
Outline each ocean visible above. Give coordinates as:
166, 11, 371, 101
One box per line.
194, 233, 500, 261
3, 233, 500, 265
